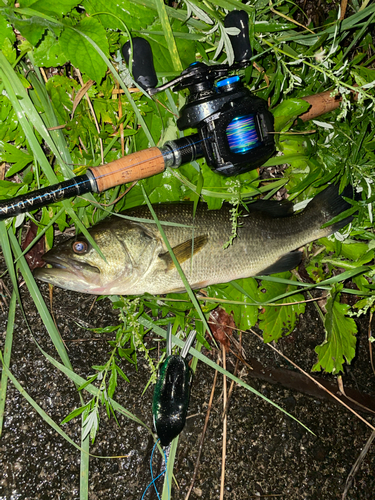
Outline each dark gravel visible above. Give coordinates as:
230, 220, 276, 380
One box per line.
0, 274, 375, 500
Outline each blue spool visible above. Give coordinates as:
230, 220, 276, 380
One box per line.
216, 75, 240, 88
226, 114, 260, 154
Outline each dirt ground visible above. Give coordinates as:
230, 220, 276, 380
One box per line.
0, 274, 374, 500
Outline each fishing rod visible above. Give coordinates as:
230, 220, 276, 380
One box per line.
0, 10, 348, 222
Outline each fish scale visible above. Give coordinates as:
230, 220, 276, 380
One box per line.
34, 185, 353, 296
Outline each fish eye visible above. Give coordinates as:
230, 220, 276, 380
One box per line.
72, 241, 88, 254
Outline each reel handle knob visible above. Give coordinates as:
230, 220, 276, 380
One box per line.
122, 37, 158, 90
224, 10, 252, 64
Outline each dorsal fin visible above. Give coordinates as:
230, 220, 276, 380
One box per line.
160, 235, 208, 271
246, 199, 294, 218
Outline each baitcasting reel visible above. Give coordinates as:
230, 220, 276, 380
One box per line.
0, 9, 343, 221
122, 10, 275, 177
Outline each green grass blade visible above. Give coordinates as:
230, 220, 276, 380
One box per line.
35, 343, 152, 431
80, 431, 90, 500
1, 59, 93, 498
342, 11, 375, 60
154, 0, 183, 72
0, 52, 67, 173
0, 291, 16, 436
162, 437, 178, 499
0, 355, 85, 453
0, 51, 105, 257
0, 221, 22, 306
141, 185, 212, 338
0, 56, 61, 184
170, 169, 287, 199
256, 266, 370, 291
1, 349, 149, 457
138, 316, 314, 434
27, 60, 73, 167
8, 228, 74, 369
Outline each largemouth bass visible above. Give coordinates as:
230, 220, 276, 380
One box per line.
34, 185, 352, 295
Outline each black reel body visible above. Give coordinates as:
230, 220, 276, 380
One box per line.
123, 10, 275, 177
177, 75, 275, 176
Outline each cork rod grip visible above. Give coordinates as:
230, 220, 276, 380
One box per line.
299, 86, 358, 122
88, 147, 165, 192
299, 91, 343, 122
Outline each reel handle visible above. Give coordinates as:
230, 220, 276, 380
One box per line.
122, 37, 158, 90
224, 10, 252, 64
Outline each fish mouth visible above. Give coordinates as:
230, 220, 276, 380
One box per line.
41, 253, 100, 275
34, 252, 101, 292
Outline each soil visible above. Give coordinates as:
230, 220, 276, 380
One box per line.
0, 271, 374, 500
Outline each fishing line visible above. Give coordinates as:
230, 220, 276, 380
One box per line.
141, 439, 170, 500
226, 114, 261, 154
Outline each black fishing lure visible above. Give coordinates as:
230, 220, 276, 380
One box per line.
152, 326, 196, 447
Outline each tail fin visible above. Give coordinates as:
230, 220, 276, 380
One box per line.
305, 184, 354, 236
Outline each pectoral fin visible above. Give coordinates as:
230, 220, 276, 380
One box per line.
160, 235, 208, 271
259, 251, 302, 275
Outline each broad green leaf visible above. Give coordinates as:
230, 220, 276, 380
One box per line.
45, 75, 79, 123
0, 179, 26, 197
357, 249, 375, 267
258, 273, 306, 342
0, 37, 17, 64
320, 238, 370, 261
12, 16, 47, 46
60, 17, 109, 82
0, 14, 16, 47
278, 134, 313, 166
82, 0, 156, 31
272, 98, 310, 132
19, 0, 81, 17
0, 96, 21, 143
33, 30, 69, 67
313, 284, 357, 374
306, 257, 330, 283
338, 241, 369, 261
0, 142, 33, 176
207, 278, 259, 331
